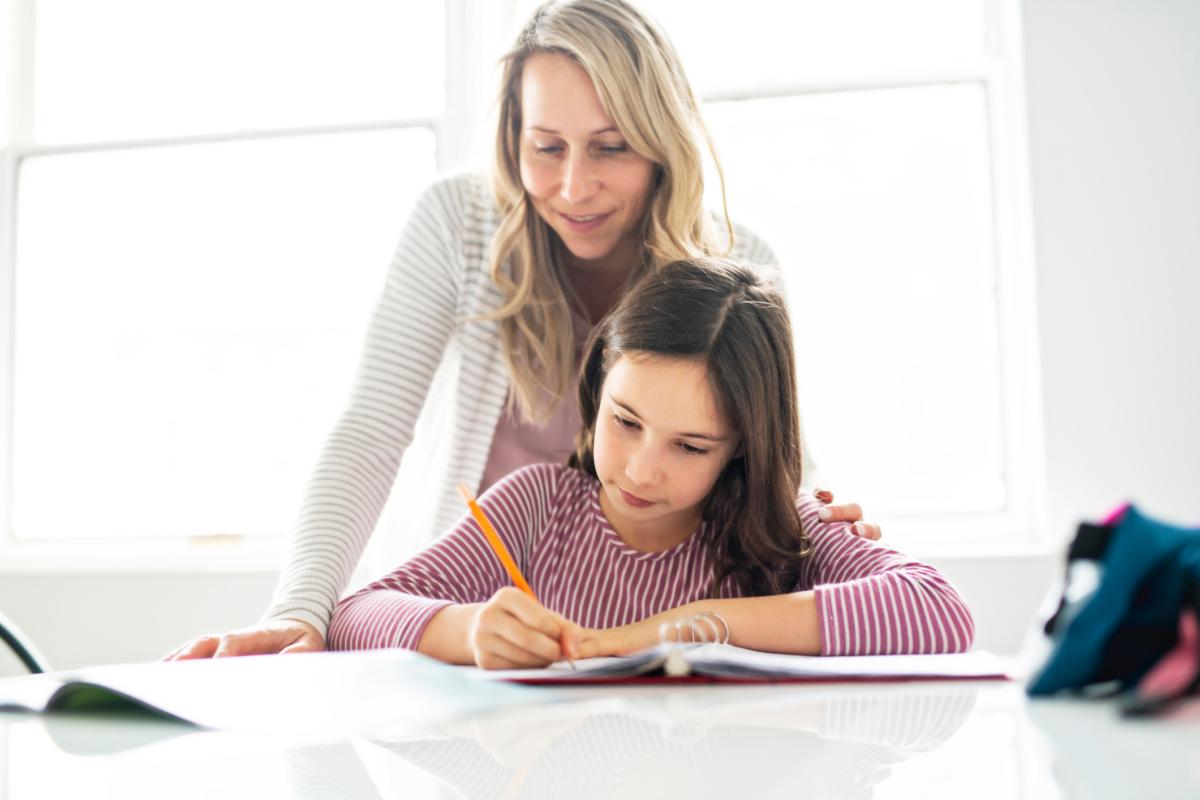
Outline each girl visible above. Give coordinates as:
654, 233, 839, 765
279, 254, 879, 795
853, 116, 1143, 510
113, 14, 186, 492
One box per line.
328, 260, 974, 667
167, 0, 880, 661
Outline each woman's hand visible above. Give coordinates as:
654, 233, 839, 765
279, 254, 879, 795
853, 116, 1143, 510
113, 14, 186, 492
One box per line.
815, 488, 882, 541
469, 587, 581, 670
162, 619, 324, 661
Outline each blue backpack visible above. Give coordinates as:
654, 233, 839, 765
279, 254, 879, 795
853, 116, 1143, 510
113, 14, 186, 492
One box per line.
1028, 504, 1200, 713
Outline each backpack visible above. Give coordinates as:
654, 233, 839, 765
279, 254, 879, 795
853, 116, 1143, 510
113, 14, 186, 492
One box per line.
1028, 503, 1200, 716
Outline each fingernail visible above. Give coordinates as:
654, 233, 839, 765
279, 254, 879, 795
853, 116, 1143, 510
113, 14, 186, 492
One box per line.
818, 508, 832, 521
852, 522, 864, 535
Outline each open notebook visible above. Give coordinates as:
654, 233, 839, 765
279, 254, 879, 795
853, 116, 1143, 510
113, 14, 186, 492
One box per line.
468, 643, 1009, 685
0, 650, 532, 736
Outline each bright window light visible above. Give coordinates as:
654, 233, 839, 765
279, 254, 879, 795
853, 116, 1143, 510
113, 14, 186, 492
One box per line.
618, 0, 984, 94
704, 84, 1005, 516
33, 0, 443, 143
13, 129, 435, 539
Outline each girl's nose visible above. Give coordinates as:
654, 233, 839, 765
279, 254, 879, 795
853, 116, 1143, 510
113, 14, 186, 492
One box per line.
624, 445, 660, 487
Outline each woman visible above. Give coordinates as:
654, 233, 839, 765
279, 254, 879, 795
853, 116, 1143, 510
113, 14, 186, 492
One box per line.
166, 0, 877, 660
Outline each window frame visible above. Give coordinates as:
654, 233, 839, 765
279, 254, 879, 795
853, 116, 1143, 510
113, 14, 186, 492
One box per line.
0, 0, 1047, 571
691, 0, 1046, 555
0, 0, 515, 569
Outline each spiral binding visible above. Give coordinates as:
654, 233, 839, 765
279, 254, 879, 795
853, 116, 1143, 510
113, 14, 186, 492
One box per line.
657, 612, 731, 677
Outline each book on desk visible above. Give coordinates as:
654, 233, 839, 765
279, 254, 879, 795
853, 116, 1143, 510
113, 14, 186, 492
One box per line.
467, 643, 1008, 685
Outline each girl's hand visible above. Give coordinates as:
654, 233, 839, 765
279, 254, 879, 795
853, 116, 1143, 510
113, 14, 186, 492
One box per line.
162, 619, 324, 660
815, 488, 882, 541
469, 587, 580, 669
573, 621, 658, 660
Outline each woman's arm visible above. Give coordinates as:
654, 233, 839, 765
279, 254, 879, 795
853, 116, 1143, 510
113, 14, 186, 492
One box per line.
166, 177, 475, 660
266, 176, 471, 636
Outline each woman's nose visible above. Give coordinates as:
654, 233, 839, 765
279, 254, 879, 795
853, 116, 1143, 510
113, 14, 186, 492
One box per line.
559, 152, 598, 205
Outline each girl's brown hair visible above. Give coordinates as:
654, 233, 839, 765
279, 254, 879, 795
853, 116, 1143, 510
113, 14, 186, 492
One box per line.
569, 258, 810, 597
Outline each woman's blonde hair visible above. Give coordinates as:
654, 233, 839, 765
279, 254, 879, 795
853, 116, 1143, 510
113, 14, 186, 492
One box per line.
489, 0, 734, 423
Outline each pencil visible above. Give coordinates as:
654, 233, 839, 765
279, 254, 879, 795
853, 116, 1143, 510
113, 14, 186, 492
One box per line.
456, 484, 535, 598
456, 484, 575, 669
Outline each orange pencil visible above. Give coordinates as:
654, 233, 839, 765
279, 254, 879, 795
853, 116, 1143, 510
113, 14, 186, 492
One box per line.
457, 484, 536, 598
456, 484, 575, 668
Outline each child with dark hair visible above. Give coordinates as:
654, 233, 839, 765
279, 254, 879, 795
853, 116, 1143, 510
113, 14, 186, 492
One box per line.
329, 259, 974, 668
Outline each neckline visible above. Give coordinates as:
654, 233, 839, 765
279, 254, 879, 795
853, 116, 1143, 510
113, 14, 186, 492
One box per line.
582, 477, 706, 562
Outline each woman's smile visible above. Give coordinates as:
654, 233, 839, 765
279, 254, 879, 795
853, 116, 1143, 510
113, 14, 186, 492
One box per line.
558, 210, 612, 233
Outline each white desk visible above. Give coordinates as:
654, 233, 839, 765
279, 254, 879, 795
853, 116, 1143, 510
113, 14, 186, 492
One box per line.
1, 667, 1198, 798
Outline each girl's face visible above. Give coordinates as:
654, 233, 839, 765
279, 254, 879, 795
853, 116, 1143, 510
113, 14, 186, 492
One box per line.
518, 51, 657, 276
592, 353, 739, 550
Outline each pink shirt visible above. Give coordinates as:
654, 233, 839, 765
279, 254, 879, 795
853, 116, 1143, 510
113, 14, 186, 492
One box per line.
478, 312, 592, 493
329, 464, 976, 656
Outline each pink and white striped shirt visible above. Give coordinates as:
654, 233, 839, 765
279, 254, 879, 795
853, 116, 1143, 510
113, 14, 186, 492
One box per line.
328, 464, 975, 656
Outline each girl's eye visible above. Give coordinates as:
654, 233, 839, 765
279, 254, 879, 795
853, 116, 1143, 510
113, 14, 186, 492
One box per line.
679, 442, 709, 457
612, 414, 639, 430
596, 143, 628, 155
534, 144, 562, 155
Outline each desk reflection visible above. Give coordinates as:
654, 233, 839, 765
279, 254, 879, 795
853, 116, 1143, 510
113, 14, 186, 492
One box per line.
284, 683, 978, 800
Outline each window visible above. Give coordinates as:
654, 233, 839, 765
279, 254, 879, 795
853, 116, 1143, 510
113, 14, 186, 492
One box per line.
1, 1, 1044, 564
0, 0, 463, 562
647, 0, 1045, 551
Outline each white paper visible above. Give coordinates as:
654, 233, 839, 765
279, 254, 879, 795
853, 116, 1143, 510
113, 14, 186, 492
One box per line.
465, 645, 1008, 683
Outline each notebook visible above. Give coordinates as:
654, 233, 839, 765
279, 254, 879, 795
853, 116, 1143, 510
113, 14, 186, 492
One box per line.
467, 643, 1009, 685
0, 649, 532, 736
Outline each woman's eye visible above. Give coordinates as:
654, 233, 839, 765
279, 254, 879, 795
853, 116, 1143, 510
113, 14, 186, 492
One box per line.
612, 414, 639, 430
535, 144, 562, 155
596, 143, 628, 155
679, 442, 709, 456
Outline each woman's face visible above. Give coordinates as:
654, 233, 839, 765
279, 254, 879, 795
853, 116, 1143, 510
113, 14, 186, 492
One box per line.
518, 51, 657, 275
592, 353, 738, 549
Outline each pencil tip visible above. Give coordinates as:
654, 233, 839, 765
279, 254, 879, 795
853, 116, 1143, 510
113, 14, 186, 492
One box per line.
456, 484, 473, 503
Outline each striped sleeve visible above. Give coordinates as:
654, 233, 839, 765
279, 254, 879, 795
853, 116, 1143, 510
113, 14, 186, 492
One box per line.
795, 495, 976, 655
326, 465, 558, 651
260, 175, 476, 638
730, 221, 779, 268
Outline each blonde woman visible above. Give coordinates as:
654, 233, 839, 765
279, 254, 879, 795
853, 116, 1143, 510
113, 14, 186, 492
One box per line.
166, 0, 879, 660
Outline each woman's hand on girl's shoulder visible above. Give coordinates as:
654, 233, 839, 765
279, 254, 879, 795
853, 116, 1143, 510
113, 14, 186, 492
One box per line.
814, 488, 882, 541
162, 619, 325, 661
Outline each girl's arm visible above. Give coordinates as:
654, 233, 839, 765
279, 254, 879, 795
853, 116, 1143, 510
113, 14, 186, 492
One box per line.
792, 493, 975, 655
327, 464, 568, 666
577, 494, 974, 658
575, 593, 823, 658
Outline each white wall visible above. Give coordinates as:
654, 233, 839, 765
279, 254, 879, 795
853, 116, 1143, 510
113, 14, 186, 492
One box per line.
4, 0, 1199, 673
1023, 0, 1200, 535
